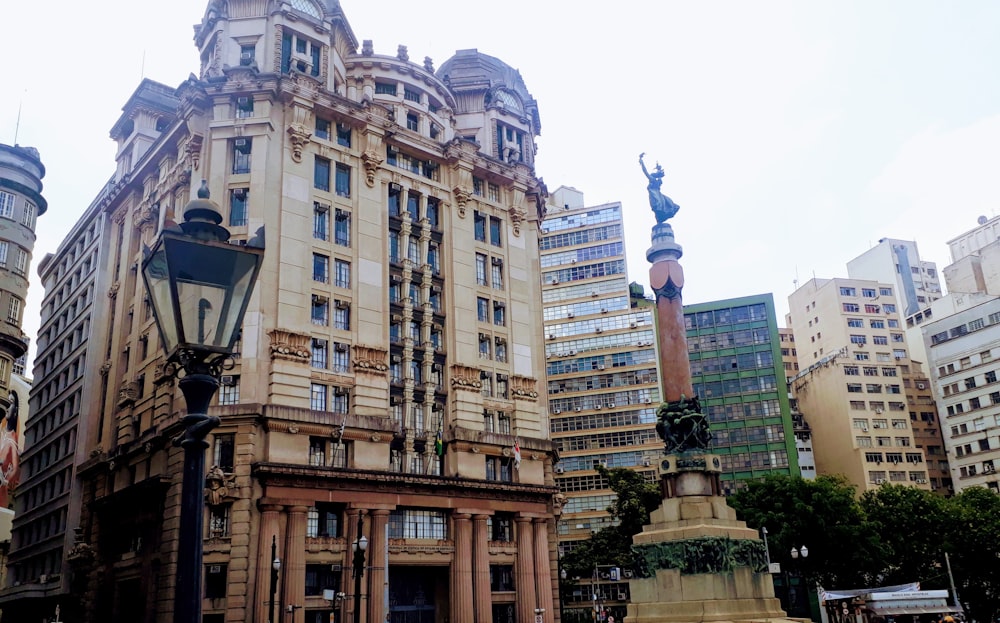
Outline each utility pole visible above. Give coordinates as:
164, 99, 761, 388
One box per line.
944, 552, 961, 613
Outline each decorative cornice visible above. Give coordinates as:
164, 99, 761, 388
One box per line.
286, 124, 312, 163
352, 345, 388, 374
267, 328, 311, 363
510, 375, 539, 401
450, 364, 482, 391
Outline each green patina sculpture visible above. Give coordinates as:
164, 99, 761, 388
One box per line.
655, 394, 712, 453
632, 537, 767, 578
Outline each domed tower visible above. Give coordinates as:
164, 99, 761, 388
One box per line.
0, 143, 45, 507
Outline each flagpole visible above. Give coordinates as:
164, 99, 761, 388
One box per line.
332, 411, 348, 466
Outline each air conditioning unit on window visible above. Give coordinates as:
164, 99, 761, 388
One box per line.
240, 51, 254, 64
917, 383, 926, 389
617, 592, 627, 601
220, 375, 236, 386
555, 466, 564, 474
875, 478, 886, 484
336, 300, 349, 309
335, 343, 348, 352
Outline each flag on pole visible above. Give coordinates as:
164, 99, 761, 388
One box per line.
434, 427, 445, 457
513, 438, 521, 470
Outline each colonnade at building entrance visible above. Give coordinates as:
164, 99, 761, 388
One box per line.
253, 502, 556, 623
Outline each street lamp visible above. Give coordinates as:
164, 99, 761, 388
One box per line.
352, 514, 368, 623
761, 526, 772, 567
270, 535, 281, 623
141, 180, 264, 623
790, 545, 809, 559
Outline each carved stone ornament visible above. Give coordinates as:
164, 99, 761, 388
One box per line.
352, 345, 389, 374
287, 124, 312, 163
205, 464, 237, 506
510, 375, 539, 400
99, 361, 112, 377
267, 328, 311, 363
453, 187, 470, 218
185, 135, 204, 171
508, 186, 526, 237
450, 364, 483, 391
361, 150, 384, 187
117, 381, 139, 408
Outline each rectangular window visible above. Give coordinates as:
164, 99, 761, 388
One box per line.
235, 95, 254, 119
313, 254, 329, 283
491, 257, 504, 290
315, 117, 331, 140
13, 250, 25, 276
309, 435, 327, 464
332, 386, 349, 414
850, 334, 867, 345
865, 304, 881, 314
209, 504, 230, 537
314, 156, 331, 191
0, 241, 7, 266
313, 202, 329, 240
21, 201, 35, 229
335, 163, 351, 197
232, 138, 252, 174
493, 301, 506, 326
335, 259, 351, 289
387, 509, 447, 539
840, 287, 857, 296
311, 296, 329, 326
487, 182, 500, 203
475, 211, 486, 242
476, 253, 488, 286
495, 337, 507, 363
375, 82, 397, 96
334, 209, 351, 246
862, 288, 876, 298
311, 338, 328, 369
336, 123, 351, 147
230, 189, 249, 227
218, 375, 240, 405
333, 301, 351, 330
311, 383, 328, 411
843, 303, 860, 312
426, 197, 439, 228
496, 374, 509, 399
0, 192, 14, 218
7, 297, 21, 324
873, 336, 889, 345
490, 216, 502, 247
213, 433, 235, 472
205, 564, 228, 599
477, 297, 489, 322
847, 318, 864, 328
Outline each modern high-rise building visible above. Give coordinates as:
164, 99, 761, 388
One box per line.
1, 3, 561, 623
0, 185, 110, 615
787, 278, 931, 493
540, 187, 660, 617
683, 294, 799, 494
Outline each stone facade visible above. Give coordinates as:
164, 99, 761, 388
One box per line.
1, 2, 559, 622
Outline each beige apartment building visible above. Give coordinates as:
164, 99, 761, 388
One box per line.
1, 2, 561, 623
788, 278, 931, 492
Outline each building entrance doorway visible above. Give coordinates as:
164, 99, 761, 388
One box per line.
388, 566, 447, 623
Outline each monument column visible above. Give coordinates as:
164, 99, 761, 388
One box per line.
515, 515, 537, 623
283, 505, 309, 623
533, 518, 554, 623
451, 513, 475, 623
256, 504, 284, 623
472, 514, 493, 623
367, 509, 391, 623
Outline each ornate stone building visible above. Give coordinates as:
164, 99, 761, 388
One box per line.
0, 2, 559, 622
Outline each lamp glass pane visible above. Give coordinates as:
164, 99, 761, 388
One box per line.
142, 243, 180, 353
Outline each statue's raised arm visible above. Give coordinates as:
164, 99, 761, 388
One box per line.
639, 152, 680, 223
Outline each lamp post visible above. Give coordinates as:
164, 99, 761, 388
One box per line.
141, 180, 264, 623
352, 514, 368, 623
270, 535, 281, 623
761, 526, 772, 568
788, 545, 808, 616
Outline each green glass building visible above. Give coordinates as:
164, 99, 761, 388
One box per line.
683, 293, 800, 493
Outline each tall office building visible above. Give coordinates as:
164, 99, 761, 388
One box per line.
779, 328, 815, 480
683, 294, 799, 494
540, 187, 660, 616
0, 190, 109, 614
0, 3, 561, 623
787, 278, 931, 493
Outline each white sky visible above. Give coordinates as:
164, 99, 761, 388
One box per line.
3, 1, 1000, 369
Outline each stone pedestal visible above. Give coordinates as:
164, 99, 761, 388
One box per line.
625, 456, 804, 623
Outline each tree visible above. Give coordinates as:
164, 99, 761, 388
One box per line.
859, 483, 949, 588
943, 486, 1000, 623
729, 474, 885, 590
560, 466, 660, 580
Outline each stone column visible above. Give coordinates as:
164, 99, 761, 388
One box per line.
451, 513, 475, 623
472, 514, 492, 623
256, 504, 283, 623
367, 509, 391, 623
647, 222, 693, 402
533, 518, 554, 623
515, 515, 537, 623
283, 505, 308, 623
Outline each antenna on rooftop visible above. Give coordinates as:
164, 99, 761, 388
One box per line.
13, 91, 25, 144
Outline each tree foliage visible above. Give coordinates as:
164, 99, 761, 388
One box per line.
560, 466, 660, 580
943, 486, 1000, 623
